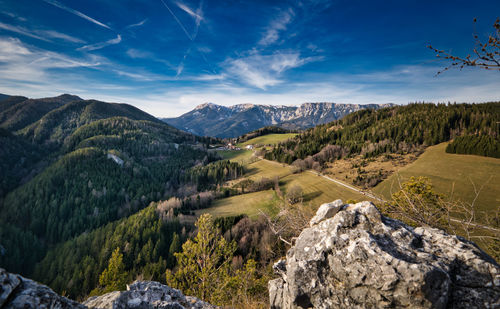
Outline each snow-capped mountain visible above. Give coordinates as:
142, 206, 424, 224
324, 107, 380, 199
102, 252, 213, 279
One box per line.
161, 102, 395, 138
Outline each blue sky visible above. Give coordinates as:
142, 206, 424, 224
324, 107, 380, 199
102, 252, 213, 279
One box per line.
0, 0, 499, 117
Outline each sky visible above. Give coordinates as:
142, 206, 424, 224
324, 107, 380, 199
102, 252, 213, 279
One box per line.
0, 0, 499, 117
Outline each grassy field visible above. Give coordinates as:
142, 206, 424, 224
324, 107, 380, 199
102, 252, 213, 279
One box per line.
196, 189, 278, 218
215, 149, 254, 164
373, 142, 500, 214
203, 158, 375, 218
238, 133, 297, 147
245, 159, 293, 180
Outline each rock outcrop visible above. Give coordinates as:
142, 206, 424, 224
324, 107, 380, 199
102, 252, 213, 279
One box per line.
0, 268, 85, 308
269, 200, 500, 309
0, 268, 215, 309
84, 281, 217, 309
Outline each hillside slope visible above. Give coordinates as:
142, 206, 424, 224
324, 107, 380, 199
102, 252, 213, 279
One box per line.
0, 94, 81, 132
20, 98, 162, 145
0, 95, 221, 277
163, 102, 393, 138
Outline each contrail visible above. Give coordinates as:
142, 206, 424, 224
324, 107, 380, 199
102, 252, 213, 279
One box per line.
77, 34, 121, 51
159, 0, 219, 77
159, 0, 193, 41
42, 0, 111, 30
126, 18, 148, 29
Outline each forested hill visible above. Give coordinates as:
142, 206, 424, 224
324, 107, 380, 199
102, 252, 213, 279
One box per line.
0, 94, 82, 132
19, 99, 162, 146
265, 102, 500, 164
0, 94, 233, 277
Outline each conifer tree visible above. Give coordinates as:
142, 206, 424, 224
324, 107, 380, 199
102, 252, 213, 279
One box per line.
165, 214, 237, 304
99, 247, 128, 293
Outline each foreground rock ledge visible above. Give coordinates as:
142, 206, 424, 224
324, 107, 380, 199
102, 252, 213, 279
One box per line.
0, 268, 216, 309
269, 200, 500, 309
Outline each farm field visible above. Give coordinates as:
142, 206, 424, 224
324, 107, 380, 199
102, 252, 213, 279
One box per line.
216, 149, 254, 164
373, 142, 500, 214
238, 133, 297, 147
196, 189, 277, 218
203, 158, 376, 218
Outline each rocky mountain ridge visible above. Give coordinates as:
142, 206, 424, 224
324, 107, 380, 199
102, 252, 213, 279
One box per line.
162, 102, 394, 138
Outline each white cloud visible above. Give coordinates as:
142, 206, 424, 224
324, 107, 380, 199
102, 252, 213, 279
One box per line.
126, 48, 153, 59
0, 37, 101, 85
0, 22, 86, 43
77, 35, 121, 51
39, 30, 85, 43
0, 37, 32, 59
42, 0, 111, 30
176, 2, 203, 24
0, 22, 51, 41
258, 8, 294, 46
192, 74, 225, 81
1, 11, 27, 22
224, 52, 322, 89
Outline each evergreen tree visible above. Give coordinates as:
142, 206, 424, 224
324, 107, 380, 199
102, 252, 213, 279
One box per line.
165, 214, 237, 304
98, 248, 128, 293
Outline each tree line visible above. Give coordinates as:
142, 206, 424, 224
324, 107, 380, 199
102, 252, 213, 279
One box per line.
264, 103, 499, 165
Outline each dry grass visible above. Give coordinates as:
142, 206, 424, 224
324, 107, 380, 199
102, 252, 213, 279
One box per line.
373, 142, 500, 215
324, 152, 418, 189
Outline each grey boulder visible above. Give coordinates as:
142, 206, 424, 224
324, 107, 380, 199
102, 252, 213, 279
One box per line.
0, 268, 85, 308
269, 201, 500, 309
84, 281, 217, 309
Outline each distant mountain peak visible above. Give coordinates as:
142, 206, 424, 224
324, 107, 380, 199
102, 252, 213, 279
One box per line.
194, 102, 219, 110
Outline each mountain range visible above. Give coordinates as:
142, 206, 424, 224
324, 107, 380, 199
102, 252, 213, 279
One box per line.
162, 102, 395, 138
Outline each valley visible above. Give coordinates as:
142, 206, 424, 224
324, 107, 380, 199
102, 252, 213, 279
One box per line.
0, 94, 498, 307
1, 2, 500, 307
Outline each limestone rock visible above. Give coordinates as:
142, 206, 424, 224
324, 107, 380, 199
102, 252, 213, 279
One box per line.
0, 268, 216, 309
0, 268, 85, 309
269, 201, 500, 309
309, 199, 344, 226
84, 281, 217, 309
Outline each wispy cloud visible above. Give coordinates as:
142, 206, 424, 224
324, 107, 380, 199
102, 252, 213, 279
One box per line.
126, 18, 148, 29
192, 73, 225, 81
126, 48, 153, 59
176, 2, 203, 24
0, 22, 51, 42
258, 8, 294, 46
0, 21, 85, 43
77, 35, 121, 51
224, 52, 322, 89
126, 48, 176, 70
40, 30, 85, 43
0, 37, 101, 83
42, 0, 111, 30
1, 11, 27, 22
